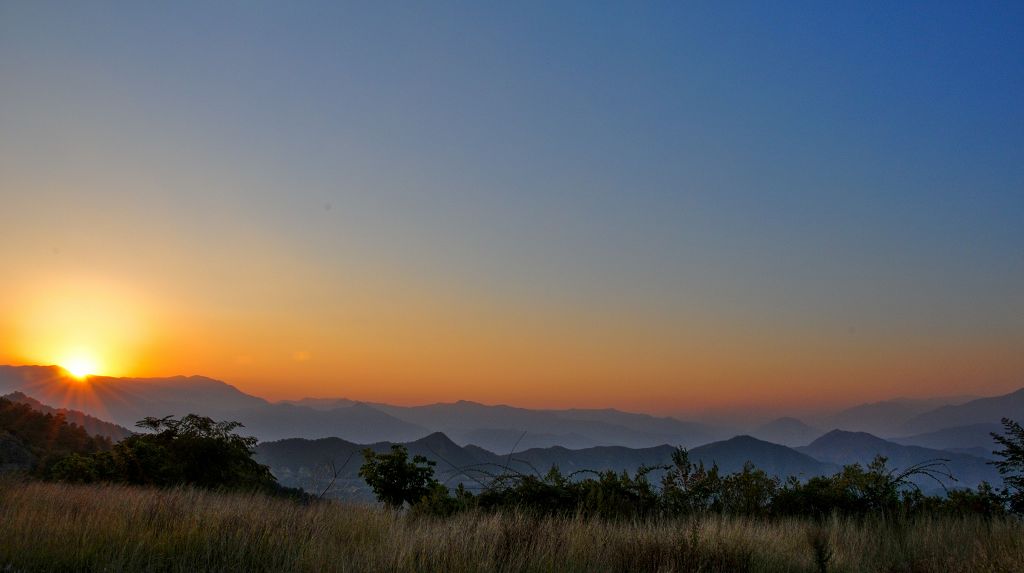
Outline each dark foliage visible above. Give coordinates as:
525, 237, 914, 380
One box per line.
359, 444, 440, 508
0, 396, 110, 474
48, 414, 300, 497
991, 417, 1024, 513
361, 440, 1015, 521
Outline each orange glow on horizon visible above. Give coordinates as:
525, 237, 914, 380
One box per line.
1, 273, 1021, 417
7, 276, 154, 379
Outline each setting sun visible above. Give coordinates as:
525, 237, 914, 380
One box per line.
6, 277, 154, 379
61, 353, 100, 379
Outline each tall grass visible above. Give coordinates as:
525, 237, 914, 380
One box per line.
1, 480, 1021, 572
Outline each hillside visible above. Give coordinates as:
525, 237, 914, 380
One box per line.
0, 395, 111, 473
2, 391, 133, 441
798, 430, 999, 491
689, 435, 835, 477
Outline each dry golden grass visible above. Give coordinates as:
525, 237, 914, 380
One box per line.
1, 480, 1021, 572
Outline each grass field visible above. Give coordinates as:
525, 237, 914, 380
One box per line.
1, 480, 1021, 572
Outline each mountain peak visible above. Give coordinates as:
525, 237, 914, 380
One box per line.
412, 431, 460, 449
810, 429, 886, 446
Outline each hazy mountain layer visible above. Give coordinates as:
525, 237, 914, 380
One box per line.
899, 389, 1024, 435
798, 430, 999, 491
893, 423, 1003, 459
811, 395, 979, 437
750, 417, 822, 447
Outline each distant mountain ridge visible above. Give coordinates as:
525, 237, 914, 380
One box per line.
798, 430, 999, 491
257, 428, 1003, 502
812, 395, 980, 437
370, 400, 723, 451
0, 366, 719, 447
894, 423, 1004, 459
255, 433, 838, 502
899, 389, 1024, 435
1, 366, 1020, 462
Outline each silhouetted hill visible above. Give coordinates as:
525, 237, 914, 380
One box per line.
255, 432, 844, 501
506, 443, 677, 478
689, 435, 836, 478
2, 392, 132, 441
893, 423, 1003, 459
798, 430, 999, 491
255, 434, 497, 500
899, 388, 1024, 435
751, 417, 822, 447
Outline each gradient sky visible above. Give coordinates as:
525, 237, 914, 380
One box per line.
1, 1, 1022, 415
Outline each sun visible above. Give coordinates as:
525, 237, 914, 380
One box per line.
62, 354, 100, 379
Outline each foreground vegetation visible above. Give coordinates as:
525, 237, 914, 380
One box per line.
359, 419, 1024, 521
3, 405, 1023, 571
1, 480, 1022, 573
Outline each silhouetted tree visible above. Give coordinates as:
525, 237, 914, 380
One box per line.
359, 444, 439, 508
991, 417, 1024, 513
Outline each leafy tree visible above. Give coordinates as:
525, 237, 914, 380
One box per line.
50, 414, 285, 494
359, 445, 439, 508
991, 417, 1024, 513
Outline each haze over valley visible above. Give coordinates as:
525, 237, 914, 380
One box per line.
3, 364, 1017, 498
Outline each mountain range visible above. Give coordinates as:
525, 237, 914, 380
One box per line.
0, 364, 1019, 495
255, 427, 1001, 501
805, 395, 981, 437
0, 366, 724, 448
254, 432, 839, 502
797, 430, 1000, 491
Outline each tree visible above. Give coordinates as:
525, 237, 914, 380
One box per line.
991, 417, 1024, 513
0, 396, 110, 475
359, 445, 439, 508
50, 414, 283, 494
661, 447, 721, 514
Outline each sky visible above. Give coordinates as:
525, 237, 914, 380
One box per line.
1, 1, 1022, 415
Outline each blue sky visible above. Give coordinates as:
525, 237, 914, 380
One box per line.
1, 1, 1022, 410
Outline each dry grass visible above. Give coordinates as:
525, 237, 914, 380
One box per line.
1, 480, 1021, 572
